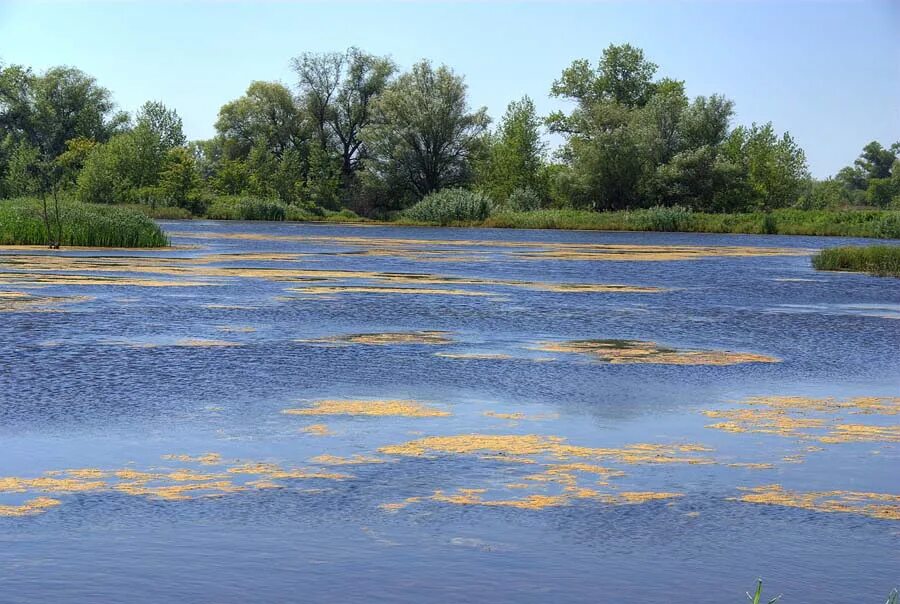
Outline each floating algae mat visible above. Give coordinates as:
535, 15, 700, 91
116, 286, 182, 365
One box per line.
283, 399, 451, 418
734, 485, 900, 521
0, 455, 351, 513
534, 339, 780, 365
300, 331, 454, 346
704, 396, 900, 443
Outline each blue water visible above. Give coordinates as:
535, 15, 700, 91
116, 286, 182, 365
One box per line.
0, 222, 897, 603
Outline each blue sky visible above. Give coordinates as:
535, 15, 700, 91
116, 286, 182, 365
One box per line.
1, 1, 898, 177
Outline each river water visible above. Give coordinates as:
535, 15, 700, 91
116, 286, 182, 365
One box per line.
1, 221, 897, 603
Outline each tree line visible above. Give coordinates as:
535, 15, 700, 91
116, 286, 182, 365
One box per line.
1, 44, 898, 219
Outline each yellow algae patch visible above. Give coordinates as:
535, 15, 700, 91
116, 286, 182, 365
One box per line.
525, 283, 664, 293
594, 491, 684, 505
483, 411, 559, 421
736, 485, 900, 521
0, 497, 62, 517
379, 434, 714, 466
161, 453, 223, 465
286, 285, 495, 297
743, 396, 900, 416
705, 396, 900, 443
304, 331, 452, 346
727, 462, 775, 470
535, 339, 778, 365
117, 481, 243, 501
0, 273, 214, 287
227, 462, 349, 481
165, 470, 229, 482
284, 399, 451, 418
61, 468, 108, 479
113, 469, 165, 482
0, 476, 106, 494
174, 338, 242, 348
818, 424, 900, 444
436, 352, 514, 360
308, 454, 387, 466
302, 424, 334, 436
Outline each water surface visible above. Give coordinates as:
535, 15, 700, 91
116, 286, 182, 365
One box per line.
1, 222, 898, 603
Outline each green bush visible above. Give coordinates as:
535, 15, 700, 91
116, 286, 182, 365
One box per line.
0, 198, 168, 247
206, 196, 286, 221
404, 188, 495, 225
812, 245, 900, 277
506, 187, 542, 212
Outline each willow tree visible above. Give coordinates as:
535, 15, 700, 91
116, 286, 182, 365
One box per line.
292, 48, 395, 180
364, 60, 489, 203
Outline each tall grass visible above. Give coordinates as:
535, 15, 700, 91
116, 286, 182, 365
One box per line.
812, 245, 900, 277
403, 188, 494, 225
206, 196, 287, 221
0, 197, 168, 247
479, 207, 900, 239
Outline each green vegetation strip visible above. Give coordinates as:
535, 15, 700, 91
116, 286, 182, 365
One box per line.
0, 198, 169, 248
812, 246, 900, 277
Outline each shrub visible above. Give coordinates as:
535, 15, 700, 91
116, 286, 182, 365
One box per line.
506, 187, 542, 212
404, 188, 495, 225
206, 196, 286, 221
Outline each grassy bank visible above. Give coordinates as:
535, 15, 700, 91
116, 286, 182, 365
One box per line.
472, 207, 900, 239
812, 245, 900, 277
0, 198, 169, 247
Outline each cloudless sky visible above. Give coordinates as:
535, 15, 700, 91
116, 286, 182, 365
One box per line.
1, 0, 898, 177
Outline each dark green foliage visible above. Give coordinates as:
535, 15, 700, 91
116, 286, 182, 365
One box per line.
0, 198, 168, 247
403, 188, 494, 225
505, 187, 542, 212
206, 196, 287, 221
812, 246, 900, 277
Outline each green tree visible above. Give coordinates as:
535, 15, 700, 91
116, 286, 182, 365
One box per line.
215, 81, 306, 160
136, 101, 186, 150
480, 96, 546, 203
292, 48, 395, 180
721, 123, 809, 211
364, 60, 489, 203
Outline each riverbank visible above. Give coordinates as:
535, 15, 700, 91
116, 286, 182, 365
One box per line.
812, 245, 900, 277
203, 204, 900, 239
0, 198, 169, 247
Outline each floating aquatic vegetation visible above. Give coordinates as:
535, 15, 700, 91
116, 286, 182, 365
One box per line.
285, 285, 496, 297
0, 291, 92, 313
379, 434, 713, 465
284, 399, 451, 418
435, 352, 514, 360
385, 485, 681, 511
0, 497, 62, 517
534, 339, 779, 365
308, 454, 387, 466
216, 325, 257, 333
735, 484, 900, 521
727, 463, 775, 470
301, 423, 334, 436
162, 453, 223, 465
0, 455, 353, 515
302, 331, 453, 346
704, 396, 900, 443
174, 338, 242, 348
170, 231, 804, 263
483, 411, 559, 421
